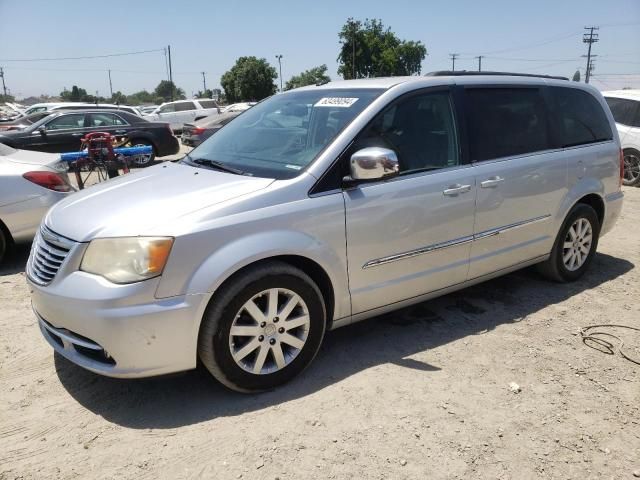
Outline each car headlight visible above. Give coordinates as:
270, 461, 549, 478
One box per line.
80, 237, 174, 284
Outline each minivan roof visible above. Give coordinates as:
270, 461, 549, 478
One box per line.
297, 74, 589, 91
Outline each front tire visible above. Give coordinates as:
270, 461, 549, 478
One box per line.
623, 148, 640, 186
198, 261, 326, 392
537, 204, 600, 282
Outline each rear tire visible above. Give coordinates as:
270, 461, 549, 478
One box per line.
622, 148, 640, 186
198, 261, 326, 392
0, 228, 6, 264
537, 203, 600, 282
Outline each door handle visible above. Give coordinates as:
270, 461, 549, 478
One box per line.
480, 176, 505, 188
71, 133, 83, 137
114, 130, 126, 134
443, 184, 472, 196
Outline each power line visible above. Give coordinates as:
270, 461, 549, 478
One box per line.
460, 30, 582, 56
583, 26, 599, 83
449, 53, 459, 71
0, 48, 165, 62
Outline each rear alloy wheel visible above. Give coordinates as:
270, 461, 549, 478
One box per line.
128, 140, 156, 167
537, 203, 600, 282
198, 261, 326, 392
623, 149, 640, 186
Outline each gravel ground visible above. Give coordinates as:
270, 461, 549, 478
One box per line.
0, 184, 639, 480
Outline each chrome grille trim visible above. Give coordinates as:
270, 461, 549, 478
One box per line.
27, 226, 76, 286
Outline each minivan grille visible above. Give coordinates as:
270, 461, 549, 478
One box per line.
28, 226, 75, 286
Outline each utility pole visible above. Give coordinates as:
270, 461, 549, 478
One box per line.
449, 53, 459, 71
475, 55, 484, 72
201, 72, 207, 94
582, 26, 599, 84
108, 69, 113, 98
0, 67, 7, 97
167, 44, 174, 100
275, 54, 283, 92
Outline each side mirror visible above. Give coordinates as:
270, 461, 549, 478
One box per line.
37, 126, 46, 135
347, 147, 399, 184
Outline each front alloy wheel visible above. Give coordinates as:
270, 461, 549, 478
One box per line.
229, 288, 311, 375
198, 261, 326, 392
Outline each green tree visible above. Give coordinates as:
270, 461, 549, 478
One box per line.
153, 80, 186, 102
337, 18, 427, 79
0, 94, 15, 103
195, 89, 214, 98
285, 64, 331, 90
111, 91, 127, 104
572, 70, 581, 82
126, 90, 155, 105
60, 85, 88, 101
221, 56, 277, 103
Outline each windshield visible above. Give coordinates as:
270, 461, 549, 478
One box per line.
181, 88, 384, 179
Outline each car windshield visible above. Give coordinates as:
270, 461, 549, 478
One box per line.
181, 88, 384, 179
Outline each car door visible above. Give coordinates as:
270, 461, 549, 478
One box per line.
86, 112, 129, 137
343, 88, 476, 315
24, 113, 87, 152
464, 86, 566, 279
173, 101, 198, 128
155, 103, 177, 128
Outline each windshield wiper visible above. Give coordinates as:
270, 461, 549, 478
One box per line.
184, 154, 247, 175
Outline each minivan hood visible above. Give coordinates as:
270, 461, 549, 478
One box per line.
45, 162, 274, 241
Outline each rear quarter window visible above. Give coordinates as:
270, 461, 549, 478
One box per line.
199, 100, 218, 109
549, 87, 613, 147
465, 87, 551, 161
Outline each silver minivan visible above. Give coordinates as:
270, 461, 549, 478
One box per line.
28, 73, 624, 392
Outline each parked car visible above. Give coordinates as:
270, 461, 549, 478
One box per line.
0, 143, 74, 263
21, 102, 142, 118
181, 111, 242, 147
220, 102, 256, 113
0, 110, 180, 167
604, 90, 640, 186
28, 73, 623, 392
0, 111, 54, 132
50, 104, 142, 116
144, 99, 220, 132
139, 105, 159, 115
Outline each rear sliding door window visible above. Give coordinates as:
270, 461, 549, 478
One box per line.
550, 87, 612, 147
465, 88, 550, 161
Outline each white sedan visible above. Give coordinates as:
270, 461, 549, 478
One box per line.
0, 143, 75, 262
604, 90, 640, 186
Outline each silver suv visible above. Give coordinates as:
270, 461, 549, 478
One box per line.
28, 73, 624, 392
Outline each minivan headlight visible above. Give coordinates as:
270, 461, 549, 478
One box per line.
80, 237, 174, 284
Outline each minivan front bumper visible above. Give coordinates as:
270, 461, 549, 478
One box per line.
29, 272, 207, 378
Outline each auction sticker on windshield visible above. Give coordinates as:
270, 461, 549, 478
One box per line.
314, 97, 359, 108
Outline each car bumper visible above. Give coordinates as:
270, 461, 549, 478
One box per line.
0, 190, 71, 244
29, 271, 208, 378
602, 190, 624, 237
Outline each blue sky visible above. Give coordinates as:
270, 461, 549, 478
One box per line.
0, 0, 638, 99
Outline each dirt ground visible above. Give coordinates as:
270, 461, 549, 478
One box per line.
1, 185, 639, 480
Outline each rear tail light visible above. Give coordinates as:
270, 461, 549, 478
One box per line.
619, 148, 624, 189
23, 171, 73, 192
191, 127, 206, 135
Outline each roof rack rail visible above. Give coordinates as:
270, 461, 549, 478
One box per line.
426, 71, 569, 81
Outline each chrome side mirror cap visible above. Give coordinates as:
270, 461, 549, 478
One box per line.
348, 147, 399, 182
